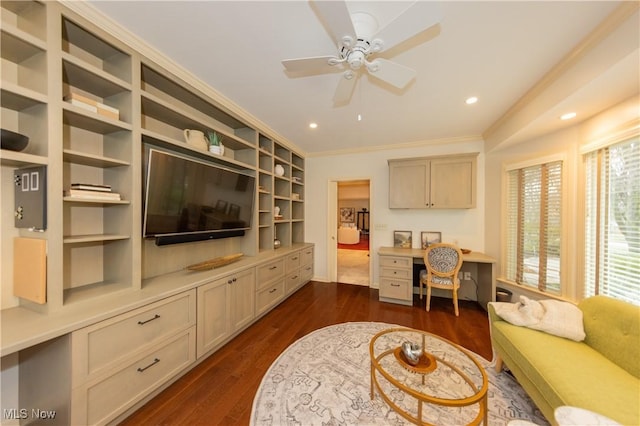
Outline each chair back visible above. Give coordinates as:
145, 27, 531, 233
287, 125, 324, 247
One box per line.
424, 243, 463, 280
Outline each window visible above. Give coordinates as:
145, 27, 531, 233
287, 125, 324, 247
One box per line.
584, 137, 640, 305
505, 160, 563, 293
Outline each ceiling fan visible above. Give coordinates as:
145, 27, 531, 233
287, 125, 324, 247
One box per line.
282, 1, 442, 105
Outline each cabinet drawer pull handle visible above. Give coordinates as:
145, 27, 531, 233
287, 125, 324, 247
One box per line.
391, 283, 400, 287
269, 288, 277, 293
138, 314, 160, 325
269, 266, 277, 270
292, 256, 298, 260
137, 358, 160, 373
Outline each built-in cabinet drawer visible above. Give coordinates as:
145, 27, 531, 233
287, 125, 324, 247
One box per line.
300, 247, 313, 267
285, 252, 301, 273
257, 259, 284, 290
379, 256, 412, 269
379, 278, 412, 301
72, 290, 196, 383
71, 328, 196, 426
256, 281, 284, 315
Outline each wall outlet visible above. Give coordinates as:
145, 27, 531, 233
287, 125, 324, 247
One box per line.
464, 272, 472, 281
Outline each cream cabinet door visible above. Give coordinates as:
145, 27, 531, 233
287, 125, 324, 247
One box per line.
197, 277, 230, 358
229, 268, 255, 332
388, 159, 428, 208
430, 156, 476, 208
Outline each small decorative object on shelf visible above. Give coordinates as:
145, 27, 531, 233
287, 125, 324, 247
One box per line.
183, 129, 208, 151
274, 164, 285, 177
207, 130, 225, 155
292, 176, 303, 183
1, 129, 29, 152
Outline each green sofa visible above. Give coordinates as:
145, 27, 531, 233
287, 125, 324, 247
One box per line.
489, 295, 640, 425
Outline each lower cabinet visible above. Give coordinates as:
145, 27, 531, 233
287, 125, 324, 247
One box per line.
71, 290, 197, 425
378, 254, 413, 305
197, 267, 255, 358
20, 245, 313, 425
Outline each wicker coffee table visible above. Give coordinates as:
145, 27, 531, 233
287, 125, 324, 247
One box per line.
369, 327, 488, 425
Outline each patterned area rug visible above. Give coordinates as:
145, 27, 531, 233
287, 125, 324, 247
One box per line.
251, 322, 549, 425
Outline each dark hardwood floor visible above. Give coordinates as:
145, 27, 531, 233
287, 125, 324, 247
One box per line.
120, 281, 492, 425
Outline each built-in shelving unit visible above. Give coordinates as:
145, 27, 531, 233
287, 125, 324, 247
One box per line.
0, 0, 306, 313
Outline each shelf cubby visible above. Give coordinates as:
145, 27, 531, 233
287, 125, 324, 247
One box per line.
1, 27, 47, 94
62, 17, 132, 83
1, 88, 48, 157
1, 1, 47, 42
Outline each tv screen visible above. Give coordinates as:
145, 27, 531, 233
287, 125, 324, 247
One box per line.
143, 148, 255, 244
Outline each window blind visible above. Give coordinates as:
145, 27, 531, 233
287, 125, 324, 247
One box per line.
584, 137, 640, 305
505, 161, 562, 293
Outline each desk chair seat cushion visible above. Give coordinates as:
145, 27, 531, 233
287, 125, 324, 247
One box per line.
419, 270, 454, 286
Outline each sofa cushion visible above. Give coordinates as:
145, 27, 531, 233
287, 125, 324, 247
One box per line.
492, 320, 640, 425
579, 295, 640, 379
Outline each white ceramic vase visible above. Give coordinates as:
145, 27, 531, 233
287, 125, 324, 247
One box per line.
274, 164, 285, 176
209, 144, 224, 155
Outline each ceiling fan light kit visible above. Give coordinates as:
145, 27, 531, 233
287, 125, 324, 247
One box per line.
282, 1, 442, 104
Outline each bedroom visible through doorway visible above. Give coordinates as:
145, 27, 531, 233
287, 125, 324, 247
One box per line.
337, 180, 370, 286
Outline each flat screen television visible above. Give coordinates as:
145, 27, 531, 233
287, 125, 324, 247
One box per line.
143, 147, 255, 245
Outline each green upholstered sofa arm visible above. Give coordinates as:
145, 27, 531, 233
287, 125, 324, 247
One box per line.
579, 295, 640, 378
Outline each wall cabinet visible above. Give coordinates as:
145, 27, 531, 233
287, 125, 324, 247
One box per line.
388, 153, 478, 209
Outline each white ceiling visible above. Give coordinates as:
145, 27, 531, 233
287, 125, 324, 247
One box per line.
87, 1, 639, 155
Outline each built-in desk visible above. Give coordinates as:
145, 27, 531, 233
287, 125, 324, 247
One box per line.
378, 247, 496, 309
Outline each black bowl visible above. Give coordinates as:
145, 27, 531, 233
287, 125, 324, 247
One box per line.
1, 128, 29, 152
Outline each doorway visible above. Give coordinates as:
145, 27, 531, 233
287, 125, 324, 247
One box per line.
333, 179, 371, 286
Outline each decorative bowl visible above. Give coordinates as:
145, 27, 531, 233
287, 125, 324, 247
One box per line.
1, 129, 29, 152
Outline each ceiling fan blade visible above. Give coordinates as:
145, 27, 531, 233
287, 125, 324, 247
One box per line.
333, 71, 357, 105
367, 58, 416, 89
282, 56, 339, 74
372, 1, 442, 52
311, 0, 357, 49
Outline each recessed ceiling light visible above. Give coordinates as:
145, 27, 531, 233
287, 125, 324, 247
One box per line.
465, 96, 478, 105
357, 114, 362, 121
309, 122, 318, 129
560, 112, 577, 120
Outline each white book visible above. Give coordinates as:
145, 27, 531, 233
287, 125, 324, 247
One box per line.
65, 189, 121, 200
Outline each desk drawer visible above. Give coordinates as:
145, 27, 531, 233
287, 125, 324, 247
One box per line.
72, 328, 196, 425
72, 291, 196, 382
380, 267, 412, 280
379, 278, 412, 301
379, 256, 412, 269
257, 259, 285, 289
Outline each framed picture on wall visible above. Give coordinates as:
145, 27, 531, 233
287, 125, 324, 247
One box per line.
421, 231, 442, 249
340, 207, 355, 223
393, 231, 412, 248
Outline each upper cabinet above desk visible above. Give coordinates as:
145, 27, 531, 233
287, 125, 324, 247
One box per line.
388, 153, 478, 209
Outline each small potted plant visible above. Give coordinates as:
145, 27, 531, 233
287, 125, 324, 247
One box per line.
207, 131, 224, 155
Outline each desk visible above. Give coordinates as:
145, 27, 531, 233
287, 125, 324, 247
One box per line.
378, 247, 496, 309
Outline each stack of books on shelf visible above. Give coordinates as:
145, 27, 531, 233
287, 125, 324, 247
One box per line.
64, 183, 121, 201
63, 92, 120, 120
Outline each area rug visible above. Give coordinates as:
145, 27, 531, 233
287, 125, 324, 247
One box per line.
251, 322, 549, 425
338, 237, 370, 251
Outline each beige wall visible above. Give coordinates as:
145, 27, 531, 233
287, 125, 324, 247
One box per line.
306, 139, 485, 285
484, 95, 639, 302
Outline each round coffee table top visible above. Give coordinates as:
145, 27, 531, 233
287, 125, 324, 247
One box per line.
369, 327, 488, 424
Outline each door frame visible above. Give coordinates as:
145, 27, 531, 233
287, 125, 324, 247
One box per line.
327, 178, 372, 284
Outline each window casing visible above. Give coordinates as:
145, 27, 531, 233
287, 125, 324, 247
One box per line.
505, 160, 563, 293
584, 136, 640, 305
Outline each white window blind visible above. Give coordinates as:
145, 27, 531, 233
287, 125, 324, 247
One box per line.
584, 137, 640, 305
505, 161, 562, 293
